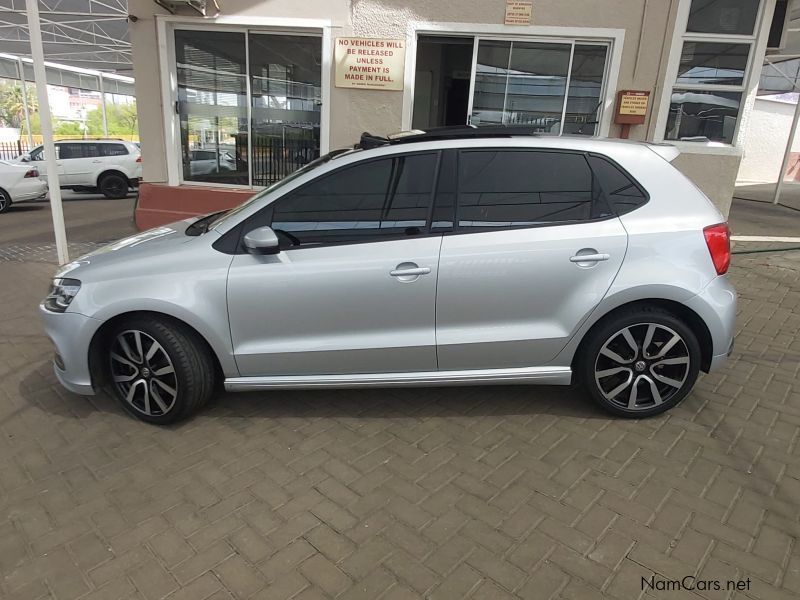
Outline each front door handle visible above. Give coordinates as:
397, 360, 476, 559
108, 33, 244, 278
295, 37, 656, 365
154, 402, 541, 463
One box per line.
570, 253, 610, 263
390, 262, 431, 282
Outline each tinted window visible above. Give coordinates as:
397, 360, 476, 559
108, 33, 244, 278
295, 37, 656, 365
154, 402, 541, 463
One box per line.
58, 143, 100, 159
28, 146, 45, 161
587, 154, 648, 215
101, 143, 129, 156
271, 153, 438, 246
456, 150, 612, 230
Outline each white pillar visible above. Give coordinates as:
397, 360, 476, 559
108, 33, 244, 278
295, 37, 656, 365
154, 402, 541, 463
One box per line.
26, 0, 69, 264
773, 95, 800, 205
98, 73, 108, 137
16, 57, 34, 147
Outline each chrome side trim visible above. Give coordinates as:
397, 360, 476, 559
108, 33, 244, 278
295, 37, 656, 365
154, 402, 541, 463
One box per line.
224, 366, 572, 391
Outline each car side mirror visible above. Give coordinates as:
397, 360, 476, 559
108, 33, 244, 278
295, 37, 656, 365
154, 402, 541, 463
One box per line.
20, 154, 30, 163
243, 226, 281, 255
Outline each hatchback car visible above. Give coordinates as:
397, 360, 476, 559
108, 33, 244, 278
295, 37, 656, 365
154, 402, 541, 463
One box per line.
0, 160, 47, 213
40, 128, 736, 424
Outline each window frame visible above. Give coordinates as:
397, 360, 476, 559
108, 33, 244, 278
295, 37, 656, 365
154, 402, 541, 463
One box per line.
448, 147, 620, 235
654, 0, 770, 149
239, 150, 445, 251
156, 16, 333, 189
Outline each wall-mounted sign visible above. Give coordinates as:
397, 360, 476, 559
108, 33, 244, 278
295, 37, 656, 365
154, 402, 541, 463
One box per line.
335, 38, 406, 91
615, 90, 651, 124
505, 1, 533, 25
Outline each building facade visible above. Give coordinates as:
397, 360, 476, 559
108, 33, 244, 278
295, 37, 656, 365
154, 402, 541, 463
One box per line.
128, 0, 777, 228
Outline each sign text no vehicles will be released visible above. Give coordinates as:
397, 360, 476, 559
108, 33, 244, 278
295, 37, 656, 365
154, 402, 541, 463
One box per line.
335, 37, 406, 91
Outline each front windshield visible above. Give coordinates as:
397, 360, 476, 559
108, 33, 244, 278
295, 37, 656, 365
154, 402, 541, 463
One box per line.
208, 148, 356, 230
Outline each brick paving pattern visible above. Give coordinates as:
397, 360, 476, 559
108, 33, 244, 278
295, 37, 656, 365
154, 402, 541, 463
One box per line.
0, 198, 799, 599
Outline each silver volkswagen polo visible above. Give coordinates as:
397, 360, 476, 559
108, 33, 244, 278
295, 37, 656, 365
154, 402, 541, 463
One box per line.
40, 129, 736, 424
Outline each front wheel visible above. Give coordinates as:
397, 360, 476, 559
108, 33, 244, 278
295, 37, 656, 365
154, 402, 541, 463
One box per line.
578, 306, 701, 418
0, 188, 11, 213
105, 317, 216, 424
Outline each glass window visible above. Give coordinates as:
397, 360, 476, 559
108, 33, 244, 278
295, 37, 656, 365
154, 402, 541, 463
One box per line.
563, 45, 609, 136
470, 40, 511, 126
175, 30, 249, 185
456, 150, 612, 230
676, 42, 750, 86
686, 0, 760, 36
28, 146, 46, 161
58, 143, 99, 159
271, 153, 438, 247
665, 90, 741, 143
587, 155, 648, 215
100, 143, 129, 156
249, 34, 322, 187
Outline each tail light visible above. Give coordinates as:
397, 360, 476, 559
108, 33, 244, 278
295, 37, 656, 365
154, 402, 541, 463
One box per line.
703, 223, 731, 275
135, 155, 142, 163
24, 168, 39, 178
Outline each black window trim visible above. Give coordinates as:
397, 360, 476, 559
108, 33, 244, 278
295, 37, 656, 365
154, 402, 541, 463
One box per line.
218, 149, 445, 254
444, 147, 620, 237
586, 151, 650, 215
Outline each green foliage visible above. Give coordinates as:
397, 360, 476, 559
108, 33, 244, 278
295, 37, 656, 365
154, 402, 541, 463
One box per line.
0, 80, 38, 131
85, 102, 138, 136
54, 121, 83, 135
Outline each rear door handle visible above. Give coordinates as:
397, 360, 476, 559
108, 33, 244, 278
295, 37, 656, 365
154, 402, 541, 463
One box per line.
570, 253, 610, 262
390, 267, 431, 277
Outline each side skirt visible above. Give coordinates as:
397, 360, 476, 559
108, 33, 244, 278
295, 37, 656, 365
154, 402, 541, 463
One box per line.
224, 366, 572, 391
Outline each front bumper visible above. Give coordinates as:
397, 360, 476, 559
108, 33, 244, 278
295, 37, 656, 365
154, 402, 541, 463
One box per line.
39, 305, 102, 395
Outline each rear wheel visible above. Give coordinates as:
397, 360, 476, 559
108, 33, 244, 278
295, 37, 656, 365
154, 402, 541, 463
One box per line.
98, 173, 129, 199
579, 306, 701, 417
0, 188, 11, 213
106, 317, 216, 424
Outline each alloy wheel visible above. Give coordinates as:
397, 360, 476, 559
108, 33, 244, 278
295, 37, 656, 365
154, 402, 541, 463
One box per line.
110, 330, 178, 417
594, 323, 690, 412
0, 192, 8, 212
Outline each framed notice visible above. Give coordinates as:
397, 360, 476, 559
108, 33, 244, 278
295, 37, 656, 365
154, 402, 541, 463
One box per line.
335, 38, 406, 91
505, 1, 533, 25
615, 90, 651, 125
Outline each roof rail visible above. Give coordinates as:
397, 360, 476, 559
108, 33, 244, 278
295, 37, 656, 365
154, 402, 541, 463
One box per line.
356, 125, 544, 149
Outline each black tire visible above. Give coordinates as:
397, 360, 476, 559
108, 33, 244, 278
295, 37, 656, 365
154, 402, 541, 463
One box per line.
105, 316, 216, 424
0, 188, 11, 213
578, 305, 701, 418
98, 172, 129, 199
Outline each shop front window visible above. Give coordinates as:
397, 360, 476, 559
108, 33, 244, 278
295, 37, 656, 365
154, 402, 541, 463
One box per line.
175, 28, 322, 187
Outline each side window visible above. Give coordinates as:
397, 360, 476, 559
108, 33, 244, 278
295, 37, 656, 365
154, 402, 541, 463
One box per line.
101, 143, 129, 157
28, 146, 45, 161
58, 143, 99, 159
586, 154, 648, 216
456, 150, 612, 231
270, 153, 438, 247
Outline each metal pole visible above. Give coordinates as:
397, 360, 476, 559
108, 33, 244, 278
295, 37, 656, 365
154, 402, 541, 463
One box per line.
26, 0, 69, 264
98, 73, 108, 137
16, 57, 34, 147
773, 95, 800, 205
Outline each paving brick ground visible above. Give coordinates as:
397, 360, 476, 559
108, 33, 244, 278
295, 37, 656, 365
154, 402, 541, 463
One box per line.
1, 198, 799, 599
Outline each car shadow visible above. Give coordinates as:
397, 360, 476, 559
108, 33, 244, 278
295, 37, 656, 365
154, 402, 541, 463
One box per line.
17, 361, 609, 425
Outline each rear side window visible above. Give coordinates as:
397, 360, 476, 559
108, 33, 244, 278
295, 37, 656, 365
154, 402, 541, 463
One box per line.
101, 143, 129, 156
58, 143, 100, 159
456, 149, 613, 230
270, 152, 438, 247
586, 154, 648, 215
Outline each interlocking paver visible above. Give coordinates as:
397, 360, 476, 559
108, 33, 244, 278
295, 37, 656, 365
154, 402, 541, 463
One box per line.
2, 200, 800, 599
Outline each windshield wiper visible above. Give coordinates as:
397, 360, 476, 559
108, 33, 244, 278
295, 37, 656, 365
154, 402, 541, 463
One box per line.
185, 211, 227, 236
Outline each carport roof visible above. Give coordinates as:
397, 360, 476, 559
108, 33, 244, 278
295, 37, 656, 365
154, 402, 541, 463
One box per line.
0, 0, 131, 74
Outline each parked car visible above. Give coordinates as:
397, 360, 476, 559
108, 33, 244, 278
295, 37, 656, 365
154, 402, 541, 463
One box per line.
0, 160, 48, 213
40, 127, 736, 424
17, 139, 142, 199
189, 148, 236, 176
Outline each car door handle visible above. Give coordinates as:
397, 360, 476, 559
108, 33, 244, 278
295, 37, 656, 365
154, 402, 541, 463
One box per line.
569, 253, 610, 262
390, 267, 431, 277
91, 160, 102, 163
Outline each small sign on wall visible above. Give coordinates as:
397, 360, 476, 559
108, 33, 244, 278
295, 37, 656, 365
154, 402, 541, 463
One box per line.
335, 38, 406, 91
615, 90, 651, 124
505, 1, 533, 25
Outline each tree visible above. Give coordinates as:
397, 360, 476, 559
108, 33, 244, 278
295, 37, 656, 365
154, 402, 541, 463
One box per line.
85, 101, 138, 136
0, 80, 38, 131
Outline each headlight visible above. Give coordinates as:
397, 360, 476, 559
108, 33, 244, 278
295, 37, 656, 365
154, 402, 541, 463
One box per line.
44, 278, 81, 313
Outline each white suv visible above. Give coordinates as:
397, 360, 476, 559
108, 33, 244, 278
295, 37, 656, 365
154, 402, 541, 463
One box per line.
19, 139, 142, 198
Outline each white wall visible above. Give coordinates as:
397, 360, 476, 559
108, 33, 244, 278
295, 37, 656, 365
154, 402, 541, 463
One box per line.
737, 96, 800, 184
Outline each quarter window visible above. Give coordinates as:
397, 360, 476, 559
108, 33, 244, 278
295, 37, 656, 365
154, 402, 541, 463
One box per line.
586, 155, 648, 215
101, 143, 129, 156
456, 150, 612, 230
271, 153, 438, 247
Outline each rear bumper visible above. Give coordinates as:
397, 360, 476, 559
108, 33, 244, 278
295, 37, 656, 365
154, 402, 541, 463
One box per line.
685, 275, 737, 372
39, 305, 102, 395
13, 181, 48, 203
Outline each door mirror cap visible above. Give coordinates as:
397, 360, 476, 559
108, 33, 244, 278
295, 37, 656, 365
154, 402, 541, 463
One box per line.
243, 226, 281, 255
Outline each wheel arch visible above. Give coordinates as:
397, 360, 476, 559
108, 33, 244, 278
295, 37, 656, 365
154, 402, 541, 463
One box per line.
96, 168, 130, 187
88, 310, 225, 389
571, 298, 714, 374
